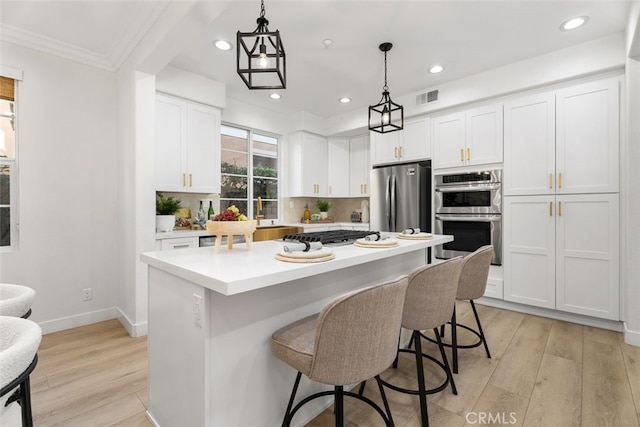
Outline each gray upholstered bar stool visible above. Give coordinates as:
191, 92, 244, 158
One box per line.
442, 245, 494, 374
0, 284, 36, 319
0, 316, 42, 427
271, 276, 409, 427
363, 257, 463, 427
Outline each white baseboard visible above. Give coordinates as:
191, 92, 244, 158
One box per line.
623, 322, 640, 347
476, 297, 624, 332
117, 308, 148, 337
38, 307, 118, 335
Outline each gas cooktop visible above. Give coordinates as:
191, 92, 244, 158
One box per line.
282, 230, 379, 246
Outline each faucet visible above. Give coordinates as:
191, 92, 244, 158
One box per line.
256, 197, 264, 226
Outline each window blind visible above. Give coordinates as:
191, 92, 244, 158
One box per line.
0, 77, 15, 102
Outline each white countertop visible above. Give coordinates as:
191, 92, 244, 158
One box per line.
141, 233, 452, 296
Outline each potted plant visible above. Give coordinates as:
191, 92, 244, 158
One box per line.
156, 193, 181, 232
316, 199, 331, 219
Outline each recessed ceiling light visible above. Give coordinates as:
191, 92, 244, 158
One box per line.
269, 93, 281, 100
323, 39, 333, 48
339, 97, 351, 104
560, 16, 589, 31
429, 65, 444, 74
213, 40, 232, 51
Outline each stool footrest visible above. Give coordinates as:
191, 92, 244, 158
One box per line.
424, 323, 484, 349
383, 348, 451, 395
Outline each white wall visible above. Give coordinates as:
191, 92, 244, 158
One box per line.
0, 41, 119, 333
326, 33, 626, 136
623, 2, 640, 346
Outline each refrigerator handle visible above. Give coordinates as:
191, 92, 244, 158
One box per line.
390, 174, 397, 231
385, 175, 392, 229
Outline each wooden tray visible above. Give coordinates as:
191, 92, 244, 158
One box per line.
206, 220, 257, 252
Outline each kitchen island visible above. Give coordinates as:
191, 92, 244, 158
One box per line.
141, 234, 452, 427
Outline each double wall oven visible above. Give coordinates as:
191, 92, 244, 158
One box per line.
434, 170, 502, 265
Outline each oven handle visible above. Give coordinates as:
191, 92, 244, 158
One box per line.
435, 184, 501, 192
435, 214, 502, 222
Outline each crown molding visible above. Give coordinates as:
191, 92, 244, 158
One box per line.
0, 24, 115, 70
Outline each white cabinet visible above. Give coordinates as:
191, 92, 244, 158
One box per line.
327, 139, 350, 197
288, 132, 328, 197
503, 194, 619, 320
349, 135, 370, 196
504, 77, 619, 196
433, 103, 503, 169
155, 94, 221, 193
556, 78, 619, 194
504, 93, 556, 195
156, 236, 200, 251
370, 117, 430, 166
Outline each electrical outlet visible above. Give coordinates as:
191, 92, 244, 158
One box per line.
82, 288, 92, 301
193, 294, 202, 327
289, 201, 294, 209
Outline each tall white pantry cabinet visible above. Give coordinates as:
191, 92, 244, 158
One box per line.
503, 76, 620, 320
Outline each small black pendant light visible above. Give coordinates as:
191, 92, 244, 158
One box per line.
237, 0, 286, 90
369, 42, 403, 133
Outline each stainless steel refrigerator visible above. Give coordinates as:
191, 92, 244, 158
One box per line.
370, 161, 432, 232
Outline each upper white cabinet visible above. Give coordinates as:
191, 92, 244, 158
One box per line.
503, 194, 620, 320
288, 132, 328, 197
370, 117, 430, 166
433, 103, 503, 169
155, 94, 221, 193
349, 135, 370, 196
327, 139, 350, 197
504, 77, 619, 196
556, 78, 619, 194
504, 93, 556, 195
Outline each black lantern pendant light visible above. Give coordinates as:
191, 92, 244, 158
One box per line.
237, 0, 286, 90
369, 42, 403, 133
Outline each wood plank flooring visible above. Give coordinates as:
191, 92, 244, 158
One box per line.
30, 304, 640, 426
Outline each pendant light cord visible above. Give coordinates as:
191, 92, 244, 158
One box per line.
383, 50, 389, 91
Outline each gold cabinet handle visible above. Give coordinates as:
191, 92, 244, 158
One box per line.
364, 184, 367, 193
182, 173, 186, 187
189, 173, 193, 187
549, 201, 553, 216
399, 146, 403, 158
558, 173, 562, 188
460, 149, 464, 162
558, 201, 562, 216
549, 174, 553, 189
329, 185, 332, 194
394, 147, 398, 158
466, 148, 471, 161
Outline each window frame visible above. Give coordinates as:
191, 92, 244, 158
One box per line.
0, 90, 18, 252
220, 124, 280, 220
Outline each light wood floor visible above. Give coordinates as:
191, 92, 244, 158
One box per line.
30, 304, 640, 426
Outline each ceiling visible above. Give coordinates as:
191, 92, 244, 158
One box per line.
0, 1, 632, 118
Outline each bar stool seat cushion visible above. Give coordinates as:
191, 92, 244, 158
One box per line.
0, 284, 36, 318
0, 316, 42, 425
271, 314, 317, 376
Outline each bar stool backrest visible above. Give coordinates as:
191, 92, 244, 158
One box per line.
309, 276, 409, 385
456, 246, 494, 301
402, 257, 463, 332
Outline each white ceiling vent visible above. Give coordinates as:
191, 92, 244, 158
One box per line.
416, 90, 439, 106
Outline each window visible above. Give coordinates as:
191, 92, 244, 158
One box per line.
220, 125, 278, 219
0, 76, 16, 249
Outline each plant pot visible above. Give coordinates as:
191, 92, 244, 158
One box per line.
156, 215, 175, 232
320, 211, 328, 219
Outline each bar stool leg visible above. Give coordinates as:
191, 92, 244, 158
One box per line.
335, 386, 344, 427
375, 375, 394, 426
470, 300, 491, 358
282, 372, 302, 427
412, 330, 429, 427
451, 305, 459, 374
433, 328, 457, 395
